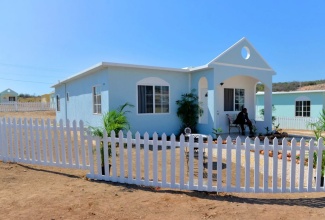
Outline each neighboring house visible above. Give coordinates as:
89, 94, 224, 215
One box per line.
52, 38, 275, 136
256, 90, 325, 129
0, 88, 18, 103
50, 91, 56, 109
41, 91, 56, 109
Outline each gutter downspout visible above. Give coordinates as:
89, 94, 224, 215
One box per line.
64, 83, 67, 123
188, 70, 192, 92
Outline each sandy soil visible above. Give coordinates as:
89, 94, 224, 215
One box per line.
1, 111, 325, 219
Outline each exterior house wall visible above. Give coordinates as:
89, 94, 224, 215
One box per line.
107, 66, 189, 136
190, 68, 215, 134
56, 66, 189, 136
56, 69, 109, 126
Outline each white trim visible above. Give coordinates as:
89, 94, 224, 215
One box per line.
92, 85, 102, 115
257, 90, 325, 95
212, 62, 274, 72
102, 62, 189, 72
136, 77, 170, 115
187, 64, 210, 71
52, 62, 189, 88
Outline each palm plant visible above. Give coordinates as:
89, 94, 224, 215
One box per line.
88, 102, 134, 166
90, 102, 134, 138
308, 109, 325, 178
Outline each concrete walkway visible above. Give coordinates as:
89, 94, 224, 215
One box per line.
214, 129, 318, 188
218, 129, 317, 144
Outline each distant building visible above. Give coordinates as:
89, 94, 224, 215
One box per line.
0, 88, 18, 103
256, 90, 325, 118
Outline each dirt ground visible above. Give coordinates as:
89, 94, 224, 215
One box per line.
1, 111, 325, 220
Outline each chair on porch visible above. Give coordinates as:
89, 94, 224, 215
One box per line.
226, 113, 256, 135
226, 114, 241, 134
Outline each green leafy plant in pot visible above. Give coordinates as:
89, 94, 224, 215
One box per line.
89, 102, 133, 175
176, 89, 203, 134
212, 128, 223, 140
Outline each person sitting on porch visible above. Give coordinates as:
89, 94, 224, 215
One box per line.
234, 108, 253, 135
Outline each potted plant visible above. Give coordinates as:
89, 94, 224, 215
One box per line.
89, 102, 133, 175
212, 127, 223, 140
249, 125, 257, 137
176, 89, 203, 134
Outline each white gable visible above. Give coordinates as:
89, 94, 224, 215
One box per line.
208, 38, 275, 72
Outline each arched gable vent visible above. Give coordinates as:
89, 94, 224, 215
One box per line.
137, 77, 169, 86
295, 96, 310, 101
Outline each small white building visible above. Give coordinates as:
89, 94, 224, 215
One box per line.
0, 88, 18, 103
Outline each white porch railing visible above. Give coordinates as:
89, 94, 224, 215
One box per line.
0, 102, 54, 112
274, 117, 318, 130
0, 117, 324, 193
256, 116, 318, 130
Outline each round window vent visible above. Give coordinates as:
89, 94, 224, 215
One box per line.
241, 46, 250, 60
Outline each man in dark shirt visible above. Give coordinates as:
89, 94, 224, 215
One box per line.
234, 108, 253, 135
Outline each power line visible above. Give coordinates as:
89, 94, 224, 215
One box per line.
0, 77, 53, 84
0, 72, 63, 79
0, 62, 74, 73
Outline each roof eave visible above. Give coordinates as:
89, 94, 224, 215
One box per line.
51, 62, 191, 88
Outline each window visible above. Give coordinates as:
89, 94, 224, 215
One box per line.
295, 100, 310, 117
93, 86, 101, 114
66, 92, 69, 102
224, 88, 245, 111
138, 85, 169, 114
56, 95, 60, 111
9, 97, 15, 101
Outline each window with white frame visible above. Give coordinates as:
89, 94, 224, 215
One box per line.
138, 85, 169, 114
93, 86, 101, 114
56, 95, 60, 111
224, 88, 245, 111
295, 99, 310, 117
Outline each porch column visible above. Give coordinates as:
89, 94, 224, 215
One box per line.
263, 86, 272, 130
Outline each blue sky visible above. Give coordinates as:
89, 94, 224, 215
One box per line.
0, 0, 324, 95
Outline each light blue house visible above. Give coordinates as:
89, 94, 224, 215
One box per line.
256, 90, 325, 129
52, 38, 276, 136
0, 88, 18, 103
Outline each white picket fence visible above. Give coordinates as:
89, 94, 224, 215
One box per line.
0, 118, 90, 169
0, 102, 54, 112
0, 117, 325, 193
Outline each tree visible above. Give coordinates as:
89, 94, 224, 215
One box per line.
176, 89, 203, 134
